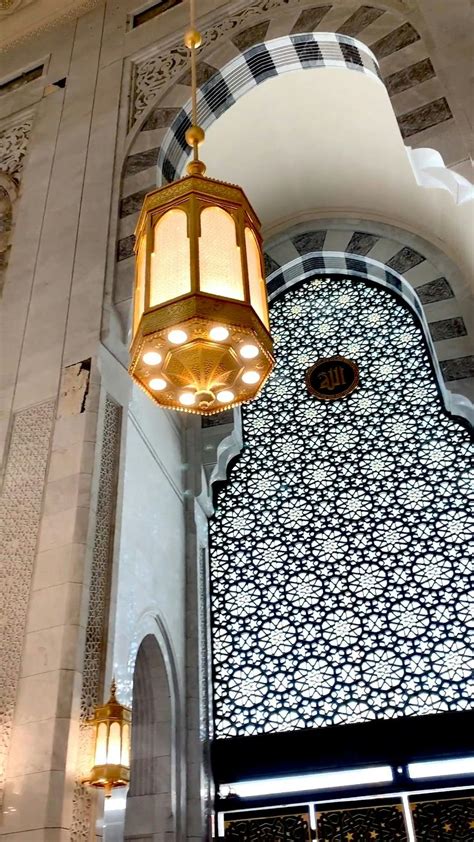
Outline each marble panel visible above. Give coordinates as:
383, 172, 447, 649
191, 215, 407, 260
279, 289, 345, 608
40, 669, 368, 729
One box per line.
118, 233, 135, 261
292, 230, 327, 254
398, 97, 453, 139
120, 188, 151, 218
48, 440, 96, 483
365, 238, 402, 263
345, 231, 379, 255
232, 21, 271, 53
43, 473, 91, 517
33, 543, 86, 591
432, 335, 473, 362
6, 717, 70, 779
290, 6, 333, 34
337, 5, 385, 36
178, 60, 219, 88
123, 147, 160, 177
372, 22, 420, 60
447, 377, 474, 403
264, 252, 280, 276
403, 261, 442, 287
141, 106, 180, 131
323, 229, 352, 251
440, 355, 474, 381
122, 168, 156, 201
385, 57, 435, 96
387, 246, 425, 273
26, 582, 83, 632
1, 770, 66, 835
429, 317, 467, 342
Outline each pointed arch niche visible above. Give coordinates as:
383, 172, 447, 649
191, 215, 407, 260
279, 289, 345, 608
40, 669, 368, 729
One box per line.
125, 633, 174, 842
209, 272, 473, 746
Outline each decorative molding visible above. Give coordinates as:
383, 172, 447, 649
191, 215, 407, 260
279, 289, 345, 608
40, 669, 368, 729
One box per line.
71, 395, 122, 841
407, 147, 474, 206
0, 173, 18, 295
0, 110, 34, 178
130, 0, 312, 125
0, 400, 55, 799
156, 32, 381, 185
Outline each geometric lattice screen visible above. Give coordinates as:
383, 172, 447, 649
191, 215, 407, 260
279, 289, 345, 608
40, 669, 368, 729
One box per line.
210, 276, 474, 739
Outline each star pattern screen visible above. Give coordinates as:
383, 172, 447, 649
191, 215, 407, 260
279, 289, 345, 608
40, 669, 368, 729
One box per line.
209, 276, 474, 739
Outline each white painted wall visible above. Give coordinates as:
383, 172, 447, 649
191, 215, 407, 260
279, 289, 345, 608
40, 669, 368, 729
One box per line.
198, 68, 474, 291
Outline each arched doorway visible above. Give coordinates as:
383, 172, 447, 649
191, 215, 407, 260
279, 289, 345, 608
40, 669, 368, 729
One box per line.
125, 634, 174, 842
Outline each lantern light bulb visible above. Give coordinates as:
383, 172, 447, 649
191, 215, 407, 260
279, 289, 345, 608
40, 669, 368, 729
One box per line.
168, 329, 188, 345
149, 378, 167, 391
210, 326, 230, 341
179, 391, 196, 406
240, 344, 259, 359
143, 351, 162, 365
242, 370, 260, 384
216, 390, 235, 403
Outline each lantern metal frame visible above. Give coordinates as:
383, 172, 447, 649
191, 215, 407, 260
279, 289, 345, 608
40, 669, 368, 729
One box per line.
83, 680, 131, 798
129, 173, 274, 415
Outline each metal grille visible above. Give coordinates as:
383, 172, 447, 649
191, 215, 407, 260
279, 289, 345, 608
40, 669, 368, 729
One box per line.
209, 276, 473, 738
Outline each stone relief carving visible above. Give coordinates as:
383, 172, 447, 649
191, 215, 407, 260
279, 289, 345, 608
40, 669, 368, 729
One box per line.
0, 112, 34, 178
71, 395, 122, 841
131, 0, 309, 124
0, 400, 55, 800
0, 173, 18, 296
0, 0, 36, 15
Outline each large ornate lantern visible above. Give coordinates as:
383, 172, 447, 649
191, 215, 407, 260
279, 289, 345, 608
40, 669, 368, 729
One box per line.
128, 7, 274, 415
83, 680, 131, 798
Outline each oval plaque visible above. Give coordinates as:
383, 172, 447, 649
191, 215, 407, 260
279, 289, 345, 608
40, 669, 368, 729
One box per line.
306, 355, 359, 400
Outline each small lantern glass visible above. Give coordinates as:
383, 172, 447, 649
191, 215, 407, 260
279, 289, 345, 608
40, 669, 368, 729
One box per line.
83, 680, 131, 798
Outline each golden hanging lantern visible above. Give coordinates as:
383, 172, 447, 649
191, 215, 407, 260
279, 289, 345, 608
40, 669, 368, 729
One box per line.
128, 7, 274, 415
83, 679, 131, 798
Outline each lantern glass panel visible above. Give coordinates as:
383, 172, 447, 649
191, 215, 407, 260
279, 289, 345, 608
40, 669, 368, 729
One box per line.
108, 721, 122, 765
245, 227, 269, 329
133, 235, 146, 334
121, 723, 130, 767
150, 208, 191, 307
95, 722, 108, 765
199, 206, 244, 301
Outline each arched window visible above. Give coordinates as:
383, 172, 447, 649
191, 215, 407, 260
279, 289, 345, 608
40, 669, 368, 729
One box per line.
209, 275, 473, 739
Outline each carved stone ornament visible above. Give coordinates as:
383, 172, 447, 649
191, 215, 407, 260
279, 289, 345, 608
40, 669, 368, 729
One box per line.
0, 0, 36, 16
131, 0, 309, 124
0, 112, 34, 178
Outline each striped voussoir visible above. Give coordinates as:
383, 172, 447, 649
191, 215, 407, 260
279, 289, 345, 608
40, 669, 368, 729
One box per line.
156, 33, 381, 187
263, 228, 474, 401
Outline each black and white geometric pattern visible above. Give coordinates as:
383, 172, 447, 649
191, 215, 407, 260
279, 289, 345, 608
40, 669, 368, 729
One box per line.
263, 231, 474, 404
157, 33, 381, 185
209, 274, 474, 739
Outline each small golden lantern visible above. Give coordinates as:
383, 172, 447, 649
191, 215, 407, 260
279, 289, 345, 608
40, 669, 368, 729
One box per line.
83, 680, 131, 798
128, 5, 274, 415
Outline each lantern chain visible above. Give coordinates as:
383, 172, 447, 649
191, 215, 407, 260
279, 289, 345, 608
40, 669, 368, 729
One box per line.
185, 0, 206, 175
